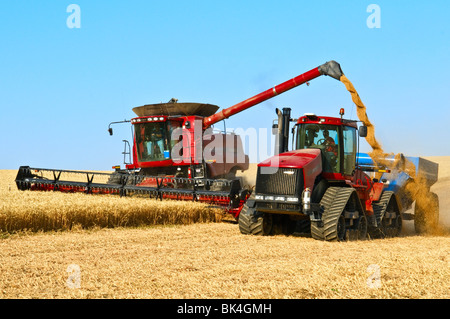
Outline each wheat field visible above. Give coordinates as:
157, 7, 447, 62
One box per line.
0, 167, 449, 299
0, 170, 223, 233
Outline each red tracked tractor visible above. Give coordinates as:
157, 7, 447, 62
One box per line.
238, 108, 439, 240
16, 60, 357, 218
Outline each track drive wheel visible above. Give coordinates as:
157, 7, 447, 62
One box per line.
356, 214, 368, 240
335, 214, 347, 241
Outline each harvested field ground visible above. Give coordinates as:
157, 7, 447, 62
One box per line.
0, 157, 449, 299
0, 223, 449, 299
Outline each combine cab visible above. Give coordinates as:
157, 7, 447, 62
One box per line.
124, 101, 249, 180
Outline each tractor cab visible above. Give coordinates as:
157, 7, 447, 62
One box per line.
294, 112, 360, 179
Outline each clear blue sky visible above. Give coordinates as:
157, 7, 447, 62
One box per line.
1, 0, 449, 170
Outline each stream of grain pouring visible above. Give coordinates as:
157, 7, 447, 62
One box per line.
340, 75, 442, 234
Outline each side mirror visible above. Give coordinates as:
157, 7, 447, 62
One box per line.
108, 128, 113, 136
359, 125, 367, 137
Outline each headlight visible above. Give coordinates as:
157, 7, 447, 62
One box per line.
286, 197, 299, 203
302, 188, 311, 211
265, 196, 274, 201
275, 196, 285, 201
255, 195, 264, 200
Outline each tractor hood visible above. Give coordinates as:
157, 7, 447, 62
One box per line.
258, 148, 322, 190
259, 148, 321, 169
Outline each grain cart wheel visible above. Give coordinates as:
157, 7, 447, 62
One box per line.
414, 192, 439, 234
238, 204, 273, 236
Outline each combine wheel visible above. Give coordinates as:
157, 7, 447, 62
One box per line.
225, 167, 238, 180
107, 172, 136, 186
107, 172, 122, 185
414, 192, 439, 234
238, 204, 273, 236
209, 179, 231, 192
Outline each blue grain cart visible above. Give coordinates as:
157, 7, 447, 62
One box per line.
357, 153, 439, 233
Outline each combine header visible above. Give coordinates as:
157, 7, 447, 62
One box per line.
15, 167, 243, 214
16, 61, 345, 218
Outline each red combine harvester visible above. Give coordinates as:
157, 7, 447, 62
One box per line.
16, 61, 345, 218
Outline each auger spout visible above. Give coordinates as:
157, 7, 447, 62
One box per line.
202, 60, 343, 129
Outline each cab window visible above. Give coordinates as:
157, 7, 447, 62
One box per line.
296, 124, 340, 173
342, 126, 357, 175
135, 122, 170, 162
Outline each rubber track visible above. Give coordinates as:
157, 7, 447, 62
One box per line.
371, 191, 394, 238
372, 191, 393, 226
311, 187, 338, 240
311, 187, 355, 241
238, 205, 268, 235
238, 204, 253, 234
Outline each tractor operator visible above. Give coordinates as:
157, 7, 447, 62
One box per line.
322, 129, 336, 153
